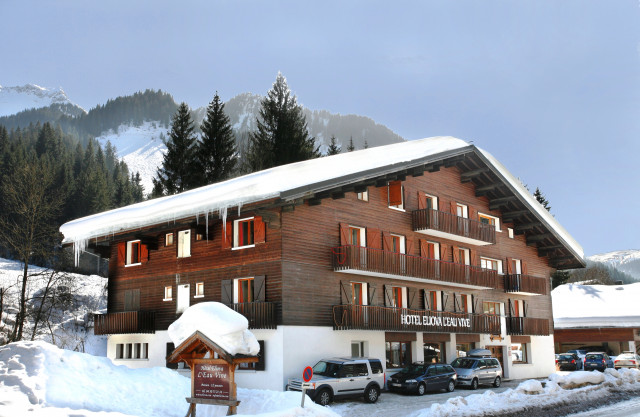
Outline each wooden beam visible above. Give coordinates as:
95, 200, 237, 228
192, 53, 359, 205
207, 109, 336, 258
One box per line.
331, 191, 345, 200
514, 222, 542, 231
461, 167, 490, 180
502, 210, 529, 221
526, 233, 554, 246
538, 244, 564, 251
475, 183, 503, 193
489, 195, 518, 210
426, 163, 441, 172
444, 156, 465, 168
410, 166, 425, 177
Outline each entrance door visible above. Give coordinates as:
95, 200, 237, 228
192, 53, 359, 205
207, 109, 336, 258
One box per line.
487, 346, 504, 370
177, 284, 190, 314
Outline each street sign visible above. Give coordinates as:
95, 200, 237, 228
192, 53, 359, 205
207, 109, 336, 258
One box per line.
303, 366, 313, 382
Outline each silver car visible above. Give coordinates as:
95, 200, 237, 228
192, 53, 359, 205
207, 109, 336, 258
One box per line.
451, 350, 502, 390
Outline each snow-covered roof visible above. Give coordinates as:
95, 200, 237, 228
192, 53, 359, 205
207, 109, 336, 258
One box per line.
60, 136, 583, 262
552, 283, 640, 328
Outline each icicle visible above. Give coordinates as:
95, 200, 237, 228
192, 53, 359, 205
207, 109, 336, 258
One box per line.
205, 209, 209, 241
74, 239, 88, 267
220, 206, 228, 236
237, 202, 243, 217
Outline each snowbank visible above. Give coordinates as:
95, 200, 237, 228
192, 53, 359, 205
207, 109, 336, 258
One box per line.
552, 283, 640, 328
168, 302, 259, 356
0, 341, 338, 417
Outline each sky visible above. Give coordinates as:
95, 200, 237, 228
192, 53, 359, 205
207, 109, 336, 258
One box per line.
1, 0, 639, 257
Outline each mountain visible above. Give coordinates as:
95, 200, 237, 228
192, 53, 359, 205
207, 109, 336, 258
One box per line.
588, 250, 640, 281
0, 84, 85, 117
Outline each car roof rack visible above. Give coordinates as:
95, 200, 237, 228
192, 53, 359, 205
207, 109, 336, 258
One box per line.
466, 349, 493, 358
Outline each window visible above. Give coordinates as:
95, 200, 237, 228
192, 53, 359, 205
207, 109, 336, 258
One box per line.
508, 228, 514, 239
454, 247, 470, 265
510, 259, 522, 275
425, 194, 438, 210
390, 234, 405, 253
483, 301, 501, 316
115, 343, 148, 360
478, 213, 501, 231
421, 240, 440, 260
460, 294, 472, 313
511, 343, 528, 363
164, 286, 172, 301
195, 282, 204, 298
239, 340, 266, 371
426, 290, 441, 311
348, 226, 366, 246
388, 286, 405, 308
351, 341, 366, 357
386, 341, 412, 369
512, 299, 524, 317
126, 240, 141, 266
352, 282, 368, 305
176, 284, 190, 314
388, 181, 404, 210
195, 233, 204, 241
235, 218, 255, 248
481, 257, 503, 274
236, 278, 254, 303
456, 343, 475, 357
165, 233, 174, 246
357, 189, 369, 201
456, 203, 468, 218
177, 230, 191, 258
424, 342, 445, 363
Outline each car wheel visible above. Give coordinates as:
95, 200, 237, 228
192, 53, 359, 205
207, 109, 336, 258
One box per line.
471, 378, 479, 390
364, 385, 380, 403
493, 376, 501, 388
315, 389, 332, 406
417, 383, 426, 396
447, 380, 455, 392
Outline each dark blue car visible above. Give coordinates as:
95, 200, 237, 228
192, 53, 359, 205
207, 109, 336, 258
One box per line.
387, 362, 457, 395
583, 352, 614, 372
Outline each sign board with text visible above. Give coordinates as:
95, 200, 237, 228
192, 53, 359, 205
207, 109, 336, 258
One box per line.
193, 361, 231, 400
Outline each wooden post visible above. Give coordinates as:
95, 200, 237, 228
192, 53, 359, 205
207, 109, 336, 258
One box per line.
228, 364, 237, 416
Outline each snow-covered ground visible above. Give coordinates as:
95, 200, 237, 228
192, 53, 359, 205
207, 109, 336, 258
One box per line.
2, 340, 640, 417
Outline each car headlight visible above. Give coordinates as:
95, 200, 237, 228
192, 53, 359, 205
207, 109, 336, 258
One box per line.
405, 379, 417, 383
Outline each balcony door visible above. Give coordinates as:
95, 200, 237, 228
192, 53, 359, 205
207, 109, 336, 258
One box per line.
177, 284, 190, 314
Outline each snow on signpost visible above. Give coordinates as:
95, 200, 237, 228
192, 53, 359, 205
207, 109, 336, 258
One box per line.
166, 302, 260, 416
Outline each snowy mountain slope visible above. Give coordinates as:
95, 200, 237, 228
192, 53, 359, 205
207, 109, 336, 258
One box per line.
588, 249, 640, 281
0, 84, 85, 117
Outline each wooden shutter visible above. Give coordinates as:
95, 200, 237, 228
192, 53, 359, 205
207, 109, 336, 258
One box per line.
117, 242, 125, 266
221, 280, 233, 304
366, 228, 381, 249
339, 223, 350, 246
407, 287, 416, 309
382, 232, 392, 252
508, 299, 514, 316
440, 243, 449, 262
452, 246, 460, 263
140, 244, 149, 264
383, 285, 393, 307
367, 283, 377, 305
222, 222, 232, 249
417, 191, 427, 210
255, 340, 266, 371
254, 217, 265, 244
506, 257, 514, 274
523, 300, 528, 317
522, 261, 529, 275
254, 276, 266, 302
124, 290, 132, 310
469, 207, 478, 221
406, 238, 414, 256
388, 181, 402, 206
423, 290, 430, 310
450, 201, 457, 215
441, 292, 448, 311
340, 281, 353, 304
469, 250, 478, 267
420, 239, 428, 257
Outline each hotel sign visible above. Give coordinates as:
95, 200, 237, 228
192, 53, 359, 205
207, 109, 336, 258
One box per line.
193, 362, 231, 400
400, 314, 471, 328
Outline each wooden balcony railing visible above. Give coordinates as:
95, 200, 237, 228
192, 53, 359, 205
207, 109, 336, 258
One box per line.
504, 274, 548, 295
333, 304, 501, 334
226, 302, 277, 329
332, 245, 501, 289
412, 208, 496, 244
94, 311, 156, 335
506, 316, 550, 336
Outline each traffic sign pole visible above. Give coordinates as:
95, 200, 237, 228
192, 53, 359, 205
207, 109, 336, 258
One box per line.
301, 366, 314, 408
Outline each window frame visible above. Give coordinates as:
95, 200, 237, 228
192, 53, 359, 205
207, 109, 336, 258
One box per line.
386, 341, 412, 369
511, 342, 529, 364
356, 189, 369, 201
480, 256, 503, 274
478, 213, 501, 231
177, 229, 191, 258
390, 233, 405, 254
235, 277, 254, 303
351, 281, 368, 306
195, 282, 205, 298
115, 342, 149, 360
388, 181, 405, 211
425, 193, 438, 211
164, 286, 173, 301
165, 233, 174, 246
233, 217, 256, 250
348, 225, 366, 247
391, 286, 406, 308
125, 240, 142, 266
456, 203, 468, 218
483, 301, 501, 316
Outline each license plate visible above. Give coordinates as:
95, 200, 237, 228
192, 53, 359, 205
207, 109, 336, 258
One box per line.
390, 383, 401, 387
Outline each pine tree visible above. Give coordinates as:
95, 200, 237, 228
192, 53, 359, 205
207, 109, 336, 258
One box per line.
534, 187, 551, 212
153, 103, 198, 195
197, 92, 237, 185
363, 140, 369, 149
326, 135, 341, 156
347, 136, 355, 152
246, 73, 319, 172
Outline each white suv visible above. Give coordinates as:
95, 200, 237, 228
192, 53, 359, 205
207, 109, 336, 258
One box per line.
287, 357, 385, 405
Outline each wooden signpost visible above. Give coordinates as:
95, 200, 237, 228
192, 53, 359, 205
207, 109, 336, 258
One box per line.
167, 331, 258, 416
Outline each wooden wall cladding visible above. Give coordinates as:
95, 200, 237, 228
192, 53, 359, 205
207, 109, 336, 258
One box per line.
554, 328, 635, 343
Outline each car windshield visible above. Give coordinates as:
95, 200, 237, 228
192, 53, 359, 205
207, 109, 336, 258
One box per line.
451, 358, 476, 369
312, 361, 342, 377
400, 364, 428, 374
617, 354, 635, 359
559, 355, 574, 360
585, 354, 602, 360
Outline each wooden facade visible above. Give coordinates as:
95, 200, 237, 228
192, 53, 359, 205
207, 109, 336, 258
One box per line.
94, 164, 559, 337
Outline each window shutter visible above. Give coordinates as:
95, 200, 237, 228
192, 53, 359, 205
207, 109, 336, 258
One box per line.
508, 299, 513, 316
117, 242, 125, 267
254, 276, 266, 302
124, 290, 132, 310
340, 281, 353, 305
383, 285, 393, 307
132, 289, 140, 310
221, 280, 233, 304
441, 292, 448, 311
183, 231, 191, 257
255, 340, 266, 371
469, 250, 478, 266
367, 283, 376, 305
222, 222, 232, 249
382, 232, 392, 252
522, 300, 528, 317
388, 181, 402, 206
405, 238, 414, 256
506, 257, 513, 274
423, 290, 430, 310
440, 243, 449, 262
140, 244, 149, 264
339, 223, 350, 246
450, 201, 457, 215
452, 246, 460, 263
522, 261, 529, 276
254, 217, 266, 244
469, 207, 478, 220
407, 287, 416, 309
417, 191, 427, 210
366, 228, 381, 250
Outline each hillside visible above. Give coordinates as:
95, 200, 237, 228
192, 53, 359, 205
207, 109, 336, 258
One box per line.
0, 84, 84, 118
588, 250, 640, 281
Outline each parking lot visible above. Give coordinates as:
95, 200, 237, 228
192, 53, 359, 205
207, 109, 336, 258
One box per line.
328, 378, 524, 417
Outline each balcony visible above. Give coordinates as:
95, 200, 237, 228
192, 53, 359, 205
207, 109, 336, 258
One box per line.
332, 245, 501, 290
504, 274, 548, 296
412, 209, 496, 246
226, 302, 277, 329
332, 304, 501, 334
506, 316, 550, 336
94, 311, 156, 335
